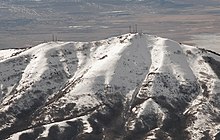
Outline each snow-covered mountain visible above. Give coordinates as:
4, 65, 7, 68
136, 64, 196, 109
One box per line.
0, 33, 220, 140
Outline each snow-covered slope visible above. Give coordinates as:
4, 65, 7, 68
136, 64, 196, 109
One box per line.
0, 33, 220, 140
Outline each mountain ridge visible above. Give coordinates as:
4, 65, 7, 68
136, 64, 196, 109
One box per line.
0, 33, 220, 140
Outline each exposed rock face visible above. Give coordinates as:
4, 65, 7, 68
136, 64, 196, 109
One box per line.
0, 33, 220, 140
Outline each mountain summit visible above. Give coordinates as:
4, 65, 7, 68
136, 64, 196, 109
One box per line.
0, 33, 220, 140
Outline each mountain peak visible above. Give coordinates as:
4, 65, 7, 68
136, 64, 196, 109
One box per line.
0, 33, 220, 140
